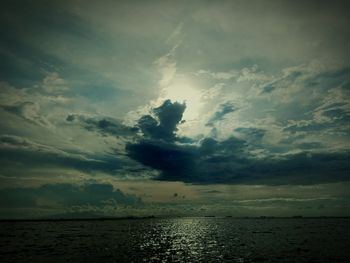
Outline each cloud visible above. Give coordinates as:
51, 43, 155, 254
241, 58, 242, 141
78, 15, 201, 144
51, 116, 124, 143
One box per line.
155, 29, 181, 88
126, 100, 350, 185
260, 70, 302, 94
281, 78, 350, 143
1, 101, 50, 127
126, 139, 196, 181
206, 101, 237, 126
195, 69, 238, 80
41, 72, 68, 94
66, 114, 138, 137
137, 99, 186, 142
0, 183, 141, 212
0, 76, 74, 131
234, 127, 266, 143
296, 142, 324, 150
0, 135, 126, 174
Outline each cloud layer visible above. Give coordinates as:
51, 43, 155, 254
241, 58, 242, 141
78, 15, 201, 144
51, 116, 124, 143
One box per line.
1, 0, 350, 217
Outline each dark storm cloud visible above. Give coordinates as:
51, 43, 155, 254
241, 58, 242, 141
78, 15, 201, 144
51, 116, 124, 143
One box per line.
129, 139, 350, 184
0, 183, 141, 209
206, 101, 236, 126
66, 114, 138, 137
126, 140, 196, 181
127, 100, 350, 185
0, 135, 125, 174
137, 99, 186, 141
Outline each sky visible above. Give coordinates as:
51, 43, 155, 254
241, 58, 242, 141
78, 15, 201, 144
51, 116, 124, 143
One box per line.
0, 0, 350, 219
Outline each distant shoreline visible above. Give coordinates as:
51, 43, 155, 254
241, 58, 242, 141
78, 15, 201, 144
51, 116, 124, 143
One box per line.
1, 215, 350, 222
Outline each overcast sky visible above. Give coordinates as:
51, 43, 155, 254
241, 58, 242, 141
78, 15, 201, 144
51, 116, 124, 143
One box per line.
1, 0, 350, 218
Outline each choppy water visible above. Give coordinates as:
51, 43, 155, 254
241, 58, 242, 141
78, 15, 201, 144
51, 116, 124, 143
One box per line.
0, 218, 349, 262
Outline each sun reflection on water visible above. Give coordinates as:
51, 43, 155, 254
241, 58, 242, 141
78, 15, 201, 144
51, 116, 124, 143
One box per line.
139, 218, 222, 262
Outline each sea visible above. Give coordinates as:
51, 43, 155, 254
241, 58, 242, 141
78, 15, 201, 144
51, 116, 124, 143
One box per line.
0, 217, 349, 262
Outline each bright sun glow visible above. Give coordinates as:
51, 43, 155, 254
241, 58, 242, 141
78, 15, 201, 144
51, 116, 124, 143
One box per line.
160, 79, 202, 120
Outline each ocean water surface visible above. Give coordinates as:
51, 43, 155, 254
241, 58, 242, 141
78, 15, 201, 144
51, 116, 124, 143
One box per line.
0, 218, 349, 262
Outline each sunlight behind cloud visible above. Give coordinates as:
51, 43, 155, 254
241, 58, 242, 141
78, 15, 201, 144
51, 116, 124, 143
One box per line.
161, 78, 202, 121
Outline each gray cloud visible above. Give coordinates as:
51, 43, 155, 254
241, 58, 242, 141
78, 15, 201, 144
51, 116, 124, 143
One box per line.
234, 127, 266, 143
1, 101, 50, 127
0, 135, 126, 174
0, 183, 141, 211
66, 114, 138, 137
206, 101, 237, 126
